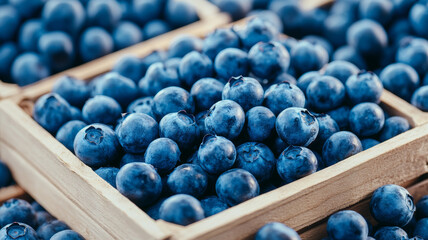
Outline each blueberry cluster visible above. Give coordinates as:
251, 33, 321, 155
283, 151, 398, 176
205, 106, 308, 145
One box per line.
0, 199, 83, 240
0, 0, 198, 86
325, 184, 427, 240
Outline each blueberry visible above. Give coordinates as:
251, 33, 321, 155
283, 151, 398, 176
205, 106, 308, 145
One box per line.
11, 53, 50, 86
380, 63, 419, 101
347, 19, 388, 58
361, 138, 380, 150
245, 106, 276, 142
139, 62, 181, 96
112, 21, 143, 50
168, 35, 202, 59
327, 106, 351, 131
116, 113, 158, 154
388, 19, 414, 44
164, 0, 199, 28
324, 60, 360, 84
119, 153, 145, 168
152, 87, 194, 120
212, 0, 251, 21
221, 76, 264, 112
198, 135, 236, 175
414, 218, 428, 239
0, 223, 38, 240
144, 138, 180, 174
204, 100, 245, 140
296, 71, 321, 95
255, 222, 301, 240
0, 5, 20, 42
42, 0, 85, 36
346, 71, 383, 105
291, 40, 328, 76
10, 0, 44, 18
82, 95, 122, 125
167, 164, 208, 197
86, 0, 121, 30
416, 195, 428, 219
31, 202, 45, 212
141, 50, 167, 74
52, 76, 90, 108
277, 146, 317, 184
379, 116, 410, 141
323, 14, 354, 48
327, 210, 368, 240
35, 211, 55, 228
359, 0, 394, 26
0, 199, 37, 228
392, 0, 418, 18
159, 194, 204, 226
0, 161, 11, 188
50, 230, 84, 240
249, 41, 290, 81
37, 220, 69, 240
263, 81, 305, 115
116, 162, 162, 207
322, 131, 362, 166
349, 103, 385, 137
239, 17, 278, 50
56, 120, 86, 153
396, 37, 428, 77
311, 114, 340, 151
195, 111, 209, 137
200, 196, 228, 217
202, 28, 240, 61
127, 97, 155, 118
410, 2, 428, 39
18, 19, 44, 53
142, 20, 171, 40
95, 167, 119, 188
333, 46, 367, 70
235, 142, 275, 183
276, 107, 319, 147
214, 48, 249, 81
144, 198, 166, 220
112, 55, 144, 83
93, 72, 138, 108
370, 184, 415, 227
0, 42, 17, 81
179, 51, 213, 87
269, 0, 304, 38
160, 111, 199, 152
272, 72, 297, 86
412, 86, 428, 111
307, 76, 346, 112
303, 35, 333, 60
216, 169, 259, 206
79, 27, 113, 62
190, 78, 224, 112
374, 226, 408, 240
74, 124, 121, 168
33, 93, 72, 134
132, 0, 161, 26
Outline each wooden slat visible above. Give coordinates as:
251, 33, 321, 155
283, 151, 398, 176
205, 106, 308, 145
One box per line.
0, 185, 26, 204
0, 81, 20, 100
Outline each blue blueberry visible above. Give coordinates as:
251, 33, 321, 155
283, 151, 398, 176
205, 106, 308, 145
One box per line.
11, 53, 50, 86
10, 0, 44, 18
416, 195, 428, 219
142, 20, 171, 40
327, 210, 368, 240
263, 81, 305, 115
179, 51, 213, 87
410, 2, 428, 39
379, 116, 410, 141
112, 55, 144, 83
132, 0, 161, 26
79, 27, 114, 62
141, 50, 167, 75
198, 135, 236, 175
139, 62, 181, 96
388, 19, 414, 44
346, 71, 384, 105
86, 0, 121, 30
359, 0, 394, 26
303, 35, 333, 60
159, 111, 199, 151
95, 167, 119, 188
0, 199, 37, 228
290, 40, 328, 76
164, 0, 198, 28
323, 14, 354, 48
333, 46, 367, 70
392, 0, 418, 18
116, 162, 162, 207
216, 169, 259, 206
168, 35, 202, 59
324, 60, 359, 84
349, 103, 385, 137
271, 72, 297, 86
276, 107, 319, 147
152, 87, 195, 120
306, 76, 345, 112
82, 95, 122, 125
396, 37, 428, 77
269, 0, 304, 38
116, 113, 158, 154
374, 226, 408, 240
311, 114, 340, 151
190, 78, 224, 112
18, 19, 44, 52
35, 211, 54, 229
245, 106, 276, 142
50, 230, 84, 240
211, 0, 251, 21
93, 72, 138, 108
202, 28, 240, 61
361, 138, 380, 150
127, 97, 155, 118
167, 164, 208, 197
0, 5, 20, 42
33, 93, 72, 134
327, 106, 351, 131
112, 21, 143, 50
255, 222, 301, 240
120, 153, 145, 168
236, 142, 275, 183
414, 218, 428, 239
347, 19, 388, 58
145, 138, 180, 174
144, 198, 166, 220
296, 71, 321, 95
159, 194, 204, 226
322, 131, 363, 166
56, 120, 86, 153
42, 0, 85, 36
412, 86, 428, 111
249, 41, 290, 81
204, 100, 245, 140
195, 111, 209, 137
380, 63, 419, 101
74, 124, 121, 168
238, 17, 278, 50
370, 184, 415, 227
52, 76, 90, 108
37, 220, 69, 240
0, 161, 11, 188
214, 48, 249, 81
0, 223, 38, 240
277, 146, 317, 184
222, 76, 264, 112
0, 42, 17, 81
200, 196, 228, 217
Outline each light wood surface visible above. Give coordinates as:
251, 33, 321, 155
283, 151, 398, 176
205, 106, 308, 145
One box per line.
0, 185, 26, 204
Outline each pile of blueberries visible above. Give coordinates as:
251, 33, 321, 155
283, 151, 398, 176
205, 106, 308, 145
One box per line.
254, 184, 428, 240
32, 8, 414, 226
0, 0, 198, 86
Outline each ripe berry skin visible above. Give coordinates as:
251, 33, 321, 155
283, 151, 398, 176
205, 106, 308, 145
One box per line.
0, 222, 38, 240
380, 63, 419, 101
113, 55, 144, 83
215, 48, 249, 81
306, 76, 345, 112
347, 19, 388, 58
159, 111, 199, 152
38, 31, 75, 72
95, 167, 119, 188
370, 184, 415, 227
248, 41, 290, 81
190, 78, 224, 112
276, 107, 319, 147
116, 163, 162, 208
167, 164, 208, 198
12, 53, 50, 86
113, 21, 143, 51
164, 0, 199, 28
139, 62, 181, 97
310, 114, 340, 151
144, 138, 180, 175
205, 100, 245, 140
296, 71, 321, 94
142, 19, 171, 40
412, 86, 428, 111
79, 27, 114, 63
0, 43, 18, 81
291, 41, 329, 75
179, 51, 213, 88
0, 161, 12, 188
50, 230, 84, 240
200, 196, 228, 217
346, 71, 383, 105
82, 95, 122, 126
202, 28, 240, 61
52, 76, 90, 108
255, 222, 301, 240
359, 0, 394, 26
361, 138, 380, 150
333, 46, 367, 70
37, 220, 69, 240
152, 87, 195, 120
33, 93, 72, 135
235, 142, 276, 183
127, 97, 155, 118
327, 210, 369, 240
263, 81, 305, 116
42, 0, 85, 36
410, 2, 428, 39
222, 76, 264, 112
216, 168, 260, 206
396, 38, 428, 77
159, 194, 204, 226
349, 103, 385, 137
74, 124, 121, 168
414, 218, 428, 239
0, 199, 37, 228
92, 72, 138, 108
86, 0, 122, 30
324, 60, 360, 84
322, 131, 363, 167
277, 146, 318, 184
239, 17, 278, 50
167, 35, 202, 59
327, 106, 351, 131
119, 153, 144, 168
379, 116, 410, 141
197, 135, 236, 175
55, 120, 87, 153
374, 226, 408, 240
245, 106, 276, 142
0, 5, 20, 42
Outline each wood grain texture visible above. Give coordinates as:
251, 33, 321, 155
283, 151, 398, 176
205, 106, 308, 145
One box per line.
0, 81, 20, 100
0, 185, 26, 204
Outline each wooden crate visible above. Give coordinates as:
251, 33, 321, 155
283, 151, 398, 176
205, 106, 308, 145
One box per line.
0, 0, 226, 100
0, 185, 26, 204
